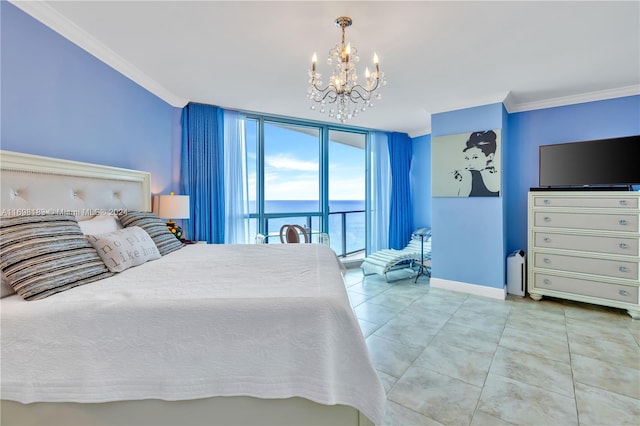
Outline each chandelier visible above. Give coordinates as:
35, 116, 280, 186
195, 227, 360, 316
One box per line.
307, 16, 386, 123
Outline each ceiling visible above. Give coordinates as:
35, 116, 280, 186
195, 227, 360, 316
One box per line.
11, 1, 640, 137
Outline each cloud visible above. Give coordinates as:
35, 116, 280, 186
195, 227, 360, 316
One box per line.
265, 154, 318, 172
263, 173, 319, 200
329, 177, 365, 200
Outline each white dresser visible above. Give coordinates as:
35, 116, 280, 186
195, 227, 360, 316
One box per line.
528, 191, 640, 319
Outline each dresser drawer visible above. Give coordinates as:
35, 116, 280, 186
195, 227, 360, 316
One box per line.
534, 252, 639, 280
533, 232, 640, 256
533, 196, 639, 209
534, 273, 638, 303
534, 212, 639, 232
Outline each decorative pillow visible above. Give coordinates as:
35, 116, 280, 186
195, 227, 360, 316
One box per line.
1, 271, 15, 298
118, 211, 184, 256
78, 215, 123, 235
86, 226, 161, 273
0, 214, 114, 301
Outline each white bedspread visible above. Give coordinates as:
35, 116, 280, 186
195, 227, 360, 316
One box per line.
1, 244, 385, 425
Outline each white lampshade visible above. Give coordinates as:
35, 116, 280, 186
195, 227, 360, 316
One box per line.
156, 194, 190, 220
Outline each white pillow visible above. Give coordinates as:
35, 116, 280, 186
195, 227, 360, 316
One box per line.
86, 226, 161, 273
78, 215, 122, 235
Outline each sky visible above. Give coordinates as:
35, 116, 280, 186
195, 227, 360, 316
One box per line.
245, 121, 365, 201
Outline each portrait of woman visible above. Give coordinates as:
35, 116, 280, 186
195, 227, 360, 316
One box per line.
454, 130, 499, 196
432, 129, 501, 197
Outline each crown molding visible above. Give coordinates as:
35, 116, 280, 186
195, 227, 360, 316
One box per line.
508, 85, 640, 113
430, 91, 512, 116
9, 0, 188, 108
502, 91, 517, 113
412, 86, 638, 137
408, 128, 431, 139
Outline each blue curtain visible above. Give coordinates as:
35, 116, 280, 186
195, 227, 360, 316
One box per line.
180, 103, 225, 244
387, 132, 414, 249
223, 110, 249, 244
367, 131, 390, 254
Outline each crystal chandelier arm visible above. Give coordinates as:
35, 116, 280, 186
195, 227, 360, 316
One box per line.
313, 87, 339, 103
348, 80, 381, 101
309, 75, 340, 102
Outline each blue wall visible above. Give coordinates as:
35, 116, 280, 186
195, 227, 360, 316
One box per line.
0, 2, 180, 194
412, 95, 640, 291
505, 95, 640, 254
411, 134, 431, 228
430, 103, 506, 289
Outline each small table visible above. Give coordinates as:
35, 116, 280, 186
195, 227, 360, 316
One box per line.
414, 258, 432, 283
412, 230, 431, 283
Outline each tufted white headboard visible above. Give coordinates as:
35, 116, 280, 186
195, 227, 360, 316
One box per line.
0, 150, 151, 218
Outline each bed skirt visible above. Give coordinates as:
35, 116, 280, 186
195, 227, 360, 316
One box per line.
1, 396, 375, 426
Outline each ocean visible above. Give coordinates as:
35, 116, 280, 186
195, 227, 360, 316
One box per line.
251, 200, 365, 255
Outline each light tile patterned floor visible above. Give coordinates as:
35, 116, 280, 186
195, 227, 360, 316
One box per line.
343, 268, 640, 426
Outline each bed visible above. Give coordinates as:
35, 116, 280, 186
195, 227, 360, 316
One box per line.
0, 150, 385, 426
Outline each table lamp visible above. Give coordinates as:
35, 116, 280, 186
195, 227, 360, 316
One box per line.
156, 192, 190, 239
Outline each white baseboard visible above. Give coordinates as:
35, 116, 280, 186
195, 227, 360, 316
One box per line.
430, 278, 506, 300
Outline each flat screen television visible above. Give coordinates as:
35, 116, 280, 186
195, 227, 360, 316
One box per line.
538, 135, 640, 189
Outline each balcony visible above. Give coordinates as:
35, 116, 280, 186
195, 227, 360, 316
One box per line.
257, 208, 365, 266
328, 209, 365, 262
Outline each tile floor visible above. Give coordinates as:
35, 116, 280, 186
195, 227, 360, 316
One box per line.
343, 268, 640, 426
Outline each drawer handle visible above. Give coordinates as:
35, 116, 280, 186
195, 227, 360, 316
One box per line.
544, 237, 552, 243
543, 278, 552, 285
619, 266, 629, 273
619, 200, 628, 206
543, 199, 551, 205
619, 219, 628, 226
543, 258, 551, 264
544, 216, 551, 223
619, 243, 629, 249
619, 290, 630, 297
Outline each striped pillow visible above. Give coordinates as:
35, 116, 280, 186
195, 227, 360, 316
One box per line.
1, 270, 15, 298
0, 214, 114, 301
117, 211, 184, 256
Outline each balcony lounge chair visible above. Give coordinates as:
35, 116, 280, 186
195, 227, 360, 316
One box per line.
361, 232, 431, 282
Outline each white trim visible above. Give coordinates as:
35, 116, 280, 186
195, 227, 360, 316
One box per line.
502, 91, 517, 114
508, 85, 640, 113
430, 277, 507, 300
429, 91, 511, 116
407, 128, 431, 139
8, 0, 188, 108
407, 84, 638, 136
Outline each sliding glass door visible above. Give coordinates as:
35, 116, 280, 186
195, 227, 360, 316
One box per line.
244, 115, 366, 256
263, 121, 322, 237
328, 130, 366, 256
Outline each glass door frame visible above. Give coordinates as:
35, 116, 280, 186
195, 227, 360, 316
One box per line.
243, 112, 369, 246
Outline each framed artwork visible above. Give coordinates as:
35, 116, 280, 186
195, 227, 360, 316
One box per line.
432, 129, 501, 197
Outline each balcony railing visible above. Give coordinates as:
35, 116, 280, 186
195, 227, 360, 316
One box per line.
261, 209, 365, 258
328, 209, 365, 258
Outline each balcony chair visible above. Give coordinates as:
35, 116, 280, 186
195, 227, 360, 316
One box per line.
279, 224, 309, 243
361, 231, 431, 282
